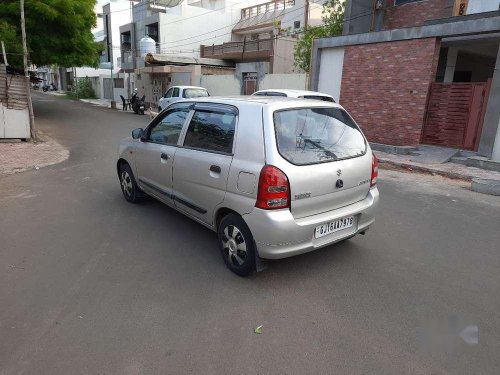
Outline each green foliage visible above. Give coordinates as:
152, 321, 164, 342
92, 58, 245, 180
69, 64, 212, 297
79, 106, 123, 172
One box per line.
68, 77, 96, 99
0, 0, 101, 68
0, 20, 22, 65
294, 0, 345, 73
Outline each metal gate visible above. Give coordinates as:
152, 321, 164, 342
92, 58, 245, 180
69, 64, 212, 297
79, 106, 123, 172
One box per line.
422, 81, 491, 150
103, 78, 113, 99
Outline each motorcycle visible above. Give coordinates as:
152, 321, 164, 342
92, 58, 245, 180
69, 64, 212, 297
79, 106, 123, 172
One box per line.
130, 93, 146, 115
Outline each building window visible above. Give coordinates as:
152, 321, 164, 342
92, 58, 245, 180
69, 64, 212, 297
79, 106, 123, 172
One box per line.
146, 23, 159, 43
395, 0, 426, 5
114, 78, 124, 88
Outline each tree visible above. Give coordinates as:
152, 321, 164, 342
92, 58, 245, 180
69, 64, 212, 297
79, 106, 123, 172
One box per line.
0, 0, 101, 68
294, 0, 345, 73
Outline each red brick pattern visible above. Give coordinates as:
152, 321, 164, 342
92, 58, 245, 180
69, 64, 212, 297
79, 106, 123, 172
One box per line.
340, 37, 441, 146
384, 0, 452, 29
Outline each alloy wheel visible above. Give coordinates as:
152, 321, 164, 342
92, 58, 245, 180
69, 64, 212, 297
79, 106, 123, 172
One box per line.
120, 170, 133, 197
221, 225, 248, 267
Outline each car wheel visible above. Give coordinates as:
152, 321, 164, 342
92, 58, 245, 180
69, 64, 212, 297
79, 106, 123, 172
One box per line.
139, 109, 145, 115
158, 106, 162, 112
119, 162, 144, 203
218, 213, 256, 276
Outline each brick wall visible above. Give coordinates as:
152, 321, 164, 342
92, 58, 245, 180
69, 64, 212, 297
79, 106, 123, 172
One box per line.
384, 0, 453, 29
339, 37, 441, 146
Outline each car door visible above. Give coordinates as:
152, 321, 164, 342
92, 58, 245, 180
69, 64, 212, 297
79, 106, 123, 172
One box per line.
135, 104, 192, 203
159, 88, 173, 110
172, 103, 237, 225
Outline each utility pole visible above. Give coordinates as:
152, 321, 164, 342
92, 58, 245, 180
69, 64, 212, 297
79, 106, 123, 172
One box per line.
304, 0, 310, 30
20, 0, 36, 141
1, 41, 8, 65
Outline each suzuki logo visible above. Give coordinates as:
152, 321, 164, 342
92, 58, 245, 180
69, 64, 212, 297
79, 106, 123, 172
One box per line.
336, 169, 342, 176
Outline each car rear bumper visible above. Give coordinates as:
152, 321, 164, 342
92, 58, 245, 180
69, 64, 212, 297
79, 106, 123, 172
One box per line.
243, 186, 379, 259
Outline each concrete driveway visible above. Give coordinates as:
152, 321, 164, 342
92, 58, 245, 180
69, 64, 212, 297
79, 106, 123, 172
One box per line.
1, 92, 499, 374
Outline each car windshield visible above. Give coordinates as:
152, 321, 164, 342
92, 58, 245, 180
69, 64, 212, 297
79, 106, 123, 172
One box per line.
183, 88, 209, 98
273, 107, 366, 165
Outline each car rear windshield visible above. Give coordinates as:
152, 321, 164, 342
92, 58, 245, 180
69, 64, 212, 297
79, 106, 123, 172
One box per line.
273, 107, 366, 165
183, 88, 209, 98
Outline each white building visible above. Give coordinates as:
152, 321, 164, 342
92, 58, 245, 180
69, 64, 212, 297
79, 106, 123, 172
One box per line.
119, 0, 319, 103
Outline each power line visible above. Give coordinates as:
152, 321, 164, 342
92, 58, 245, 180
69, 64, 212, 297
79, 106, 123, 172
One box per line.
159, 3, 310, 48
103, 7, 372, 55
162, 7, 374, 50
7, 7, 375, 57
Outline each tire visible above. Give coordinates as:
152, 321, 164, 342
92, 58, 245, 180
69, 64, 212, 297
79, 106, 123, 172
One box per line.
218, 213, 256, 276
158, 107, 162, 112
139, 109, 145, 115
119, 162, 144, 203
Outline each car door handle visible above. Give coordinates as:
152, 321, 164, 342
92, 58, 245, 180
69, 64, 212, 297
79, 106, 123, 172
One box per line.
210, 165, 221, 173
160, 153, 169, 160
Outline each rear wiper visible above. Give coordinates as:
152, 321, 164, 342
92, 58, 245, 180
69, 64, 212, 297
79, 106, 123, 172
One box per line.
304, 139, 337, 159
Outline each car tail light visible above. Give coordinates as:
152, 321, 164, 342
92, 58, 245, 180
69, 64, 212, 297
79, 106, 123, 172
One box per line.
371, 154, 378, 186
256, 165, 290, 210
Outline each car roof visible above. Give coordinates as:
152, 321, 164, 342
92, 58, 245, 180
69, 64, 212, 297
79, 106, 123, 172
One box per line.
176, 95, 342, 109
253, 89, 334, 98
170, 86, 208, 90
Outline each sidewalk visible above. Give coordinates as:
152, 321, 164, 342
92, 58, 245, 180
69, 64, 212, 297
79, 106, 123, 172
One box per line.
80, 98, 113, 108
375, 150, 500, 181
0, 132, 69, 176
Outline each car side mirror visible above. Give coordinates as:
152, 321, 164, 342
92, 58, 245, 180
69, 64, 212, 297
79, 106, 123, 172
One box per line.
132, 128, 143, 139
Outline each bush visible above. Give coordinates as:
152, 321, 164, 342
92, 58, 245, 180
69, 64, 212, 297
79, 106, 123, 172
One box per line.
69, 77, 96, 99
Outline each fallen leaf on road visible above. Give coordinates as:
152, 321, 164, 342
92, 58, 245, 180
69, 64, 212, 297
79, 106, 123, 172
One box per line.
254, 325, 263, 334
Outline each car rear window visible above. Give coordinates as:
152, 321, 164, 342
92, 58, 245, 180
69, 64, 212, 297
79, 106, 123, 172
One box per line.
273, 107, 366, 165
183, 88, 209, 98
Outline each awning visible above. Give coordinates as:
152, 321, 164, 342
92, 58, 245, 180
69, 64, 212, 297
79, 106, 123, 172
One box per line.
144, 53, 234, 68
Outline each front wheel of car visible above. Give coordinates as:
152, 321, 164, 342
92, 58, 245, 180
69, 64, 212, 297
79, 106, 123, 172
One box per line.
119, 162, 144, 203
158, 106, 162, 112
218, 214, 256, 276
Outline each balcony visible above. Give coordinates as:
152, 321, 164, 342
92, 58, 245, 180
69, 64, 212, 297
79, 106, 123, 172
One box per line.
233, 0, 295, 33
200, 39, 273, 61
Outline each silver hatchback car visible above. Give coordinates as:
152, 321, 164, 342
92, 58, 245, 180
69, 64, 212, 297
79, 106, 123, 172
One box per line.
117, 97, 379, 275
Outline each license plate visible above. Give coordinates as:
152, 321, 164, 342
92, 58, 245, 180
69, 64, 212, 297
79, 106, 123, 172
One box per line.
315, 216, 355, 239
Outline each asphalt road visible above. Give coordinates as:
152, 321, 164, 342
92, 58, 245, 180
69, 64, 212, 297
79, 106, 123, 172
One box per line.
1, 92, 499, 375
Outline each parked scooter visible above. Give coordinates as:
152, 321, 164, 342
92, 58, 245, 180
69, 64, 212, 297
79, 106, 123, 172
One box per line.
42, 83, 58, 92
130, 91, 146, 115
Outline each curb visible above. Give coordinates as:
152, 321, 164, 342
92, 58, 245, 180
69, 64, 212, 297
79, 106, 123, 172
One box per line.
378, 159, 473, 181
471, 179, 500, 196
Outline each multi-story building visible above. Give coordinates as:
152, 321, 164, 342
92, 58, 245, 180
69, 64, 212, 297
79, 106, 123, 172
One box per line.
310, 0, 500, 162
119, 0, 321, 102
119, 0, 258, 105
199, 0, 323, 93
